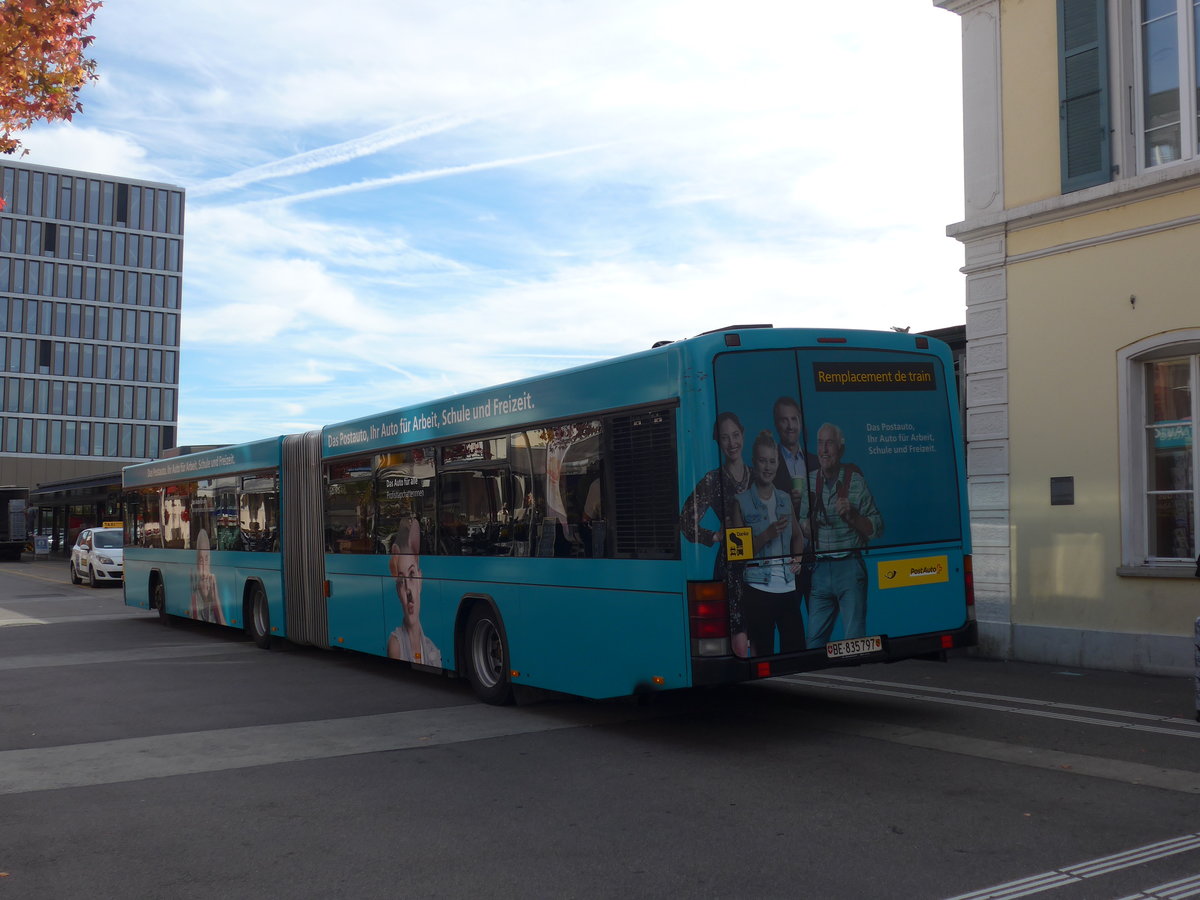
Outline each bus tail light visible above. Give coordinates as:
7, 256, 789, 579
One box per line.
689, 582, 731, 657
964, 555, 976, 620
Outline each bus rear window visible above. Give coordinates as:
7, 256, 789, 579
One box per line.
712, 348, 962, 552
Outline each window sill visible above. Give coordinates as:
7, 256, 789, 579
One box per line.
948, 157, 1200, 244
1116, 565, 1198, 579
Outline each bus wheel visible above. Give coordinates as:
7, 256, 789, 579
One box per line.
465, 604, 514, 706
152, 578, 171, 624
248, 584, 271, 650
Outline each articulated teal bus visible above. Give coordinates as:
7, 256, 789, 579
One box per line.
123, 325, 975, 703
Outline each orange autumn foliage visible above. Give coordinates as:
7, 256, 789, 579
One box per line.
0, 0, 100, 157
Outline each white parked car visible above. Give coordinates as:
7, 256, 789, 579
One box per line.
70, 527, 124, 587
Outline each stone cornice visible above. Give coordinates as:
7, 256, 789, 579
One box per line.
947, 158, 1200, 243
933, 0, 998, 16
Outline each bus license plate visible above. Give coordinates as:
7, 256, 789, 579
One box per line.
825, 636, 883, 659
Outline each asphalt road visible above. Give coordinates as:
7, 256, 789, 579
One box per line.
2, 557, 1199, 900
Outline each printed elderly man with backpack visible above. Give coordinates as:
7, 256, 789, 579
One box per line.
797, 422, 883, 647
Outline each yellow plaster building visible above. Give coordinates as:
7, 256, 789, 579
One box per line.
937, 0, 1199, 673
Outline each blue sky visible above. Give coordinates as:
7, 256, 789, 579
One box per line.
20, 0, 964, 447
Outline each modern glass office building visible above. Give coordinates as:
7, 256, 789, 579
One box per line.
0, 160, 183, 491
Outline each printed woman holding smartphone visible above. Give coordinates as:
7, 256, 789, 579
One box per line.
679, 411, 752, 656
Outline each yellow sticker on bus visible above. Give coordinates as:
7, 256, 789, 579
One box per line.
725, 527, 753, 561
877, 555, 950, 589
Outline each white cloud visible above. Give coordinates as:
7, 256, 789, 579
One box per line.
189, 114, 483, 197
14, 124, 170, 183
27, 0, 965, 446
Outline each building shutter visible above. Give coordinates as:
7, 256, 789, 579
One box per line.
1059, 0, 1111, 192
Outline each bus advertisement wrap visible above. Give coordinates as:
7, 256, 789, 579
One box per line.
690, 346, 966, 661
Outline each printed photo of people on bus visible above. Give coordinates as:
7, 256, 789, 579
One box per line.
682, 398, 887, 657
386, 517, 442, 667
189, 528, 224, 625
728, 429, 806, 656
797, 422, 883, 647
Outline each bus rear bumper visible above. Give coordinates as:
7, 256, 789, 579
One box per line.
690, 620, 978, 687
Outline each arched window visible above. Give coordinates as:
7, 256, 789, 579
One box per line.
1118, 329, 1200, 568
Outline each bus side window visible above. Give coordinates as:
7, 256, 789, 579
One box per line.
509, 434, 543, 557
125, 487, 163, 548
238, 475, 278, 552
375, 447, 436, 556
161, 483, 194, 549
437, 467, 513, 556
324, 458, 374, 553
550, 421, 604, 558
213, 477, 239, 551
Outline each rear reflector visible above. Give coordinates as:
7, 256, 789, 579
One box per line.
941, 634, 954, 649
694, 638, 728, 656
693, 620, 727, 639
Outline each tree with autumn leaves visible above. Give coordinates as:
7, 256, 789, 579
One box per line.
0, 0, 100, 157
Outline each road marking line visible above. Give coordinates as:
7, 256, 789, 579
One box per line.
800, 712, 1200, 793
0, 567, 74, 587
0, 612, 155, 627
784, 674, 1200, 738
798, 672, 1199, 727
0, 612, 48, 626
1114, 871, 1200, 899
0, 702, 658, 796
943, 833, 1200, 900
0, 614, 157, 628
0, 642, 252, 670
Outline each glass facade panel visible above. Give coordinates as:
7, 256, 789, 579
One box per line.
168, 192, 181, 235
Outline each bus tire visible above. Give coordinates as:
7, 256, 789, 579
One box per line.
152, 577, 171, 624
464, 603, 514, 706
248, 584, 271, 650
